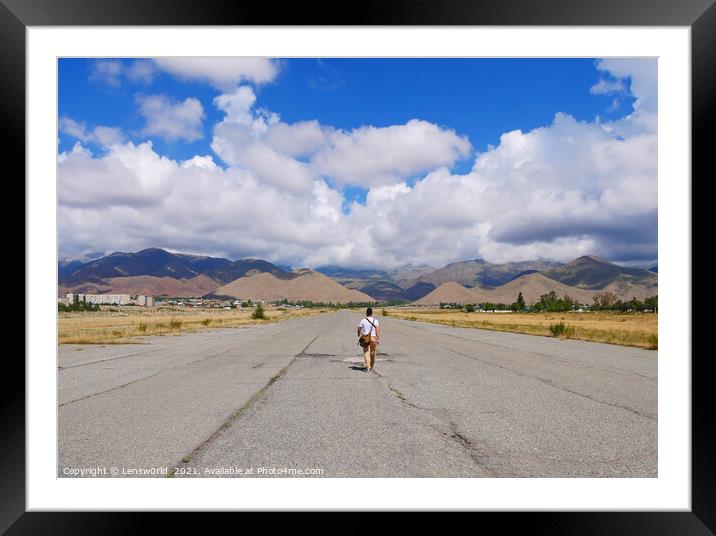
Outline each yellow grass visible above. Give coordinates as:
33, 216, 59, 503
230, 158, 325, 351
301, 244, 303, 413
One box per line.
385, 307, 658, 349
58, 305, 328, 344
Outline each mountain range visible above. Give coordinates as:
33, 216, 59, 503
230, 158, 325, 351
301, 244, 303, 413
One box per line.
58, 248, 657, 304
60, 248, 287, 287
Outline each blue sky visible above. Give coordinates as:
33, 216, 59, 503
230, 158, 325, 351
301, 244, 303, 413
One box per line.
59, 58, 634, 162
57, 58, 656, 267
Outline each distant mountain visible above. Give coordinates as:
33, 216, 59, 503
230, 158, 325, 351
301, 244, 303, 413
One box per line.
59, 248, 288, 287
357, 281, 407, 302
415, 272, 651, 306
58, 259, 86, 280
58, 248, 290, 297
58, 249, 656, 303
176, 254, 288, 284
400, 282, 436, 301
542, 255, 657, 290
316, 264, 436, 288
315, 265, 389, 280
414, 259, 562, 289
384, 264, 438, 288
316, 264, 437, 301
649, 264, 658, 273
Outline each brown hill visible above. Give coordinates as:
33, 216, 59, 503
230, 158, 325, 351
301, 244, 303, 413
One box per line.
58, 281, 111, 296
415, 282, 488, 305
103, 276, 213, 297
184, 274, 221, 295
484, 273, 597, 305
603, 280, 656, 301
213, 271, 375, 303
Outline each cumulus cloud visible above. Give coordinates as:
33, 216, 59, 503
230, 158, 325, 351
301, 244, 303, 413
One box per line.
209, 87, 471, 191
208, 87, 318, 193
136, 95, 205, 142
312, 120, 472, 188
58, 140, 350, 262
153, 58, 280, 90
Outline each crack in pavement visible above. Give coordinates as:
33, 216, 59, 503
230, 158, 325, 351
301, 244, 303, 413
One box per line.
444, 424, 501, 477
60, 324, 320, 407
168, 334, 320, 476
58, 338, 208, 370
58, 345, 242, 407
413, 335, 655, 421
374, 370, 503, 476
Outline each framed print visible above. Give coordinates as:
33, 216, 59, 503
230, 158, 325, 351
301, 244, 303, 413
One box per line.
8, 0, 710, 531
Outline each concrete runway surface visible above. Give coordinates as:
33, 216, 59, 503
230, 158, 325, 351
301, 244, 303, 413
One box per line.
58, 310, 657, 477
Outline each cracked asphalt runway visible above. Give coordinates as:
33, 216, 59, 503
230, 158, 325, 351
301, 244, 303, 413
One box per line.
58, 310, 657, 477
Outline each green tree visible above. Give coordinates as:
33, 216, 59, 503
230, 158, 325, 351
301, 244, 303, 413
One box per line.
511, 292, 526, 311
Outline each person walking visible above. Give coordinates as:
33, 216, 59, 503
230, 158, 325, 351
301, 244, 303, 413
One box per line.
357, 307, 380, 371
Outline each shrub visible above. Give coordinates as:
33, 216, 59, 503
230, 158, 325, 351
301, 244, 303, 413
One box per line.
111, 330, 124, 338
138, 322, 148, 333
549, 322, 574, 338
465, 304, 475, 313
201, 318, 212, 327
252, 304, 265, 320
647, 333, 658, 350
169, 318, 182, 330
382, 308, 389, 317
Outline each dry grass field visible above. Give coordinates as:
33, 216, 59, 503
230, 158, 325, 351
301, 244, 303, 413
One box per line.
58, 305, 328, 344
384, 307, 658, 349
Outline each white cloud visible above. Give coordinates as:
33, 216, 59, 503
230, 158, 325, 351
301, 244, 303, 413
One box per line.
593, 58, 657, 113
153, 58, 280, 90
213, 86, 257, 125
312, 120, 472, 188
58, 140, 349, 262
89, 60, 123, 87
262, 120, 328, 158
89, 59, 155, 87
136, 95, 205, 142
59, 117, 124, 148
126, 60, 155, 84
590, 78, 626, 95
209, 88, 470, 194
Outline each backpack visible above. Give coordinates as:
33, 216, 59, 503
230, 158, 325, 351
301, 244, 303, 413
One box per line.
359, 317, 377, 347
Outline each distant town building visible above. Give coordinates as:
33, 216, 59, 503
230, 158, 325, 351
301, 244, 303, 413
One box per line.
64, 293, 154, 306
135, 295, 154, 307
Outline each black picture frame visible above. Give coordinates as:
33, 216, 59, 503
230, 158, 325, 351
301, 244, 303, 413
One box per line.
7, 0, 708, 532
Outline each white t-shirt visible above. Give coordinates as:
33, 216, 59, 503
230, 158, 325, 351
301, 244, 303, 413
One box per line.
358, 317, 379, 337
